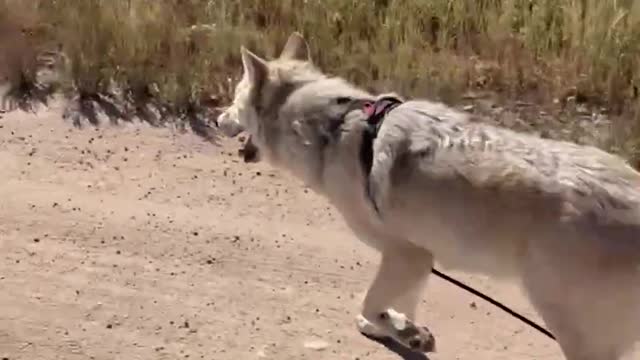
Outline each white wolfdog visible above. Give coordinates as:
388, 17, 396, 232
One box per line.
216, 32, 640, 359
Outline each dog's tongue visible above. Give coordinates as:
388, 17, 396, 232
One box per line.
238, 135, 259, 163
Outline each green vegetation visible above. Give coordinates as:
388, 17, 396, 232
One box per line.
1, 0, 639, 157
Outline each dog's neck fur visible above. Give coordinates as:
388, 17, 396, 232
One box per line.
261, 75, 376, 190
245, 59, 396, 219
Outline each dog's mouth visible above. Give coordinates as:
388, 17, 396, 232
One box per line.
238, 134, 260, 163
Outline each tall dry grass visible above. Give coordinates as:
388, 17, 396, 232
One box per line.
1, 0, 639, 153
0, 0, 58, 110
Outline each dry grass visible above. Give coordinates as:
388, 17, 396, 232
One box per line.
0, 0, 58, 110
1, 0, 639, 154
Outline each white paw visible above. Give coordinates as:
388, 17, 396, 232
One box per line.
386, 308, 408, 331
356, 314, 386, 338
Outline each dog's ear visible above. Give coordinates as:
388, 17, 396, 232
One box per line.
241, 46, 269, 89
278, 32, 311, 62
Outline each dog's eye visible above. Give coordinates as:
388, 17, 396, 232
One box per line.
335, 97, 352, 105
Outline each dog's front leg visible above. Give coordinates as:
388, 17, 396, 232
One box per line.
358, 244, 435, 353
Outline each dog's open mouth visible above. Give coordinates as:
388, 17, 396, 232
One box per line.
238, 134, 260, 163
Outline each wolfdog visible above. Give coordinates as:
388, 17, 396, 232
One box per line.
216, 32, 640, 359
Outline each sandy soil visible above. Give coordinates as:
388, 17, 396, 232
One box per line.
0, 101, 566, 360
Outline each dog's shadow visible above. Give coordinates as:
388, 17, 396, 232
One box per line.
361, 333, 430, 360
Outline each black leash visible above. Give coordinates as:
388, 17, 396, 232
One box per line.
359, 96, 556, 343
432, 268, 556, 340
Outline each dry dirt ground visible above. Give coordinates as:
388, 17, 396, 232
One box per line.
0, 100, 569, 360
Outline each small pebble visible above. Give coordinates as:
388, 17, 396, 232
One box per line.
303, 339, 329, 351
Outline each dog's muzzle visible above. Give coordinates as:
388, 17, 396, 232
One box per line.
215, 111, 244, 138
215, 110, 258, 163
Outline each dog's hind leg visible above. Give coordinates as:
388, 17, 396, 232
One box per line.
524, 281, 629, 360
522, 243, 638, 360
358, 243, 436, 353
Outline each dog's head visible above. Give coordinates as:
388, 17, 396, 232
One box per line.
216, 33, 374, 185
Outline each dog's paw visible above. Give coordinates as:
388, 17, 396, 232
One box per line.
359, 315, 431, 360
399, 325, 436, 353
356, 314, 387, 338
378, 309, 436, 353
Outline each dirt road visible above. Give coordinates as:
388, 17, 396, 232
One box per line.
0, 101, 565, 359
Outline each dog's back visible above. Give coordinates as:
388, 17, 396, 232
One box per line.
368, 99, 640, 358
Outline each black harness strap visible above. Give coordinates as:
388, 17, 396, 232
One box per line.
358, 97, 556, 343
359, 96, 404, 179
359, 96, 404, 215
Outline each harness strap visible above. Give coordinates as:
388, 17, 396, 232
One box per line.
359, 96, 403, 215
359, 96, 404, 179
